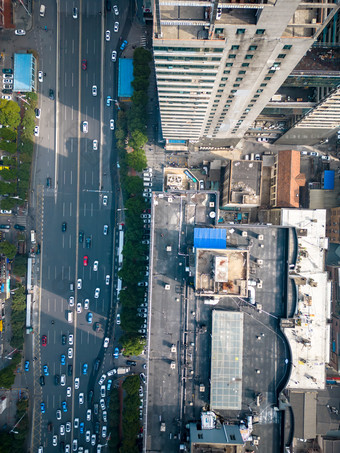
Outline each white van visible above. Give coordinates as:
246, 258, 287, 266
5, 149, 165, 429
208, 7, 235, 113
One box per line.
67, 310, 73, 323
40, 5, 46, 17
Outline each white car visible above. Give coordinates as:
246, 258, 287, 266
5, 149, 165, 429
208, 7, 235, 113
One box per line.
100, 398, 106, 411
79, 393, 84, 404
3, 78, 13, 84
69, 296, 74, 306
73, 7, 78, 18
86, 430, 91, 443
74, 418, 79, 429
35, 108, 41, 119
114, 22, 119, 32
74, 377, 80, 389
68, 348, 73, 359
60, 424, 65, 436
38, 71, 43, 82
111, 51, 117, 62
110, 119, 115, 130
92, 85, 97, 96
103, 225, 108, 235
72, 440, 77, 451
94, 287, 100, 299
53, 435, 57, 446
105, 275, 110, 285
93, 140, 98, 150
102, 425, 107, 438
61, 374, 66, 386
67, 387, 72, 397
1, 95, 12, 100
102, 410, 107, 422
77, 278, 82, 289
76, 302, 82, 313
2, 73, 13, 79
98, 374, 107, 385
82, 121, 88, 133
34, 126, 39, 136
113, 5, 119, 15
103, 337, 110, 348
91, 434, 96, 446
84, 299, 89, 310
105, 30, 110, 41
66, 422, 71, 433
56, 409, 62, 420
116, 313, 121, 325
100, 385, 106, 397
15, 29, 26, 35
103, 195, 108, 206
93, 261, 99, 272
86, 409, 92, 421
68, 334, 73, 345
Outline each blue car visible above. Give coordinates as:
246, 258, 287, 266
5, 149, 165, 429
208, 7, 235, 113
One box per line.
62, 401, 67, 413
86, 312, 93, 324
107, 379, 112, 391
41, 402, 45, 413
24, 360, 29, 372
82, 363, 88, 375
120, 39, 127, 51
60, 354, 66, 365
113, 347, 119, 359
43, 365, 49, 376
80, 422, 84, 434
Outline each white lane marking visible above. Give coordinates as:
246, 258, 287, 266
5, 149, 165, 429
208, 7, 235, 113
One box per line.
70, 170, 73, 185
86, 39, 89, 54
71, 106, 74, 120
69, 202, 72, 217
65, 104, 67, 120
63, 170, 66, 185
64, 72, 67, 87
69, 235, 72, 248
91, 203, 93, 216
61, 266, 64, 281
48, 266, 50, 280
55, 266, 57, 279
72, 39, 75, 54
62, 236, 65, 248
84, 171, 87, 185
92, 171, 94, 185
63, 202, 65, 216
72, 72, 74, 88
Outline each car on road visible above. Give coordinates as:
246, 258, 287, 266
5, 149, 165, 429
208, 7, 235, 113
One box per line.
114, 21, 119, 32
309, 151, 319, 157
61, 354, 66, 365
110, 119, 115, 130
62, 401, 67, 412
93, 260, 98, 271
75, 377, 80, 389
76, 302, 82, 314
60, 424, 65, 436
100, 398, 106, 411
79, 231, 84, 242
69, 296, 74, 306
15, 29, 26, 35
40, 375, 45, 386
126, 360, 136, 366
43, 365, 49, 376
116, 313, 121, 325
141, 240, 150, 245
94, 287, 100, 298
34, 126, 39, 136
80, 422, 84, 434
140, 372, 146, 383
81, 59, 87, 70
98, 374, 106, 385
77, 278, 82, 289
86, 312, 93, 324
24, 360, 29, 372
52, 434, 58, 446
35, 108, 41, 119
41, 335, 47, 346
107, 379, 112, 391
83, 255, 88, 266
113, 347, 119, 359
72, 440, 77, 451
100, 385, 106, 397
61, 374, 66, 386
139, 386, 143, 397
103, 337, 110, 348
113, 4, 119, 14
68, 348, 73, 359
40, 402, 46, 413
103, 225, 108, 235
86, 409, 91, 421
49, 89, 55, 100
102, 410, 107, 423
68, 334, 73, 345
72, 7, 78, 18
91, 434, 96, 446
74, 418, 79, 429
105, 275, 110, 285
138, 281, 148, 286
111, 51, 117, 62
141, 214, 151, 219
106, 96, 112, 106
66, 386, 71, 397
86, 430, 91, 442
103, 195, 108, 206
82, 121, 88, 133
79, 393, 84, 404
102, 425, 107, 438
66, 422, 71, 433
38, 71, 43, 82
105, 30, 110, 41
62, 222, 67, 232
1, 94, 12, 100
92, 85, 97, 96
86, 236, 91, 248
93, 140, 98, 150
120, 39, 128, 51
56, 409, 62, 420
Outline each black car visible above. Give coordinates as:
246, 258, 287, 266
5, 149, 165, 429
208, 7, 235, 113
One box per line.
14, 224, 25, 231
54, 374, 60, 385
106, 0, 111, 11
2, 68, 13, 74
68, 364, 72, 376
88, 390, 94, 404
0, 224, 10, 230
61, 335, 66, 345
49, 89, 55, 100
79, 231, 84, 243
95, 421, 100, 434
46, 177, 52, 188
94, 359, 100, 371
126, 360, 137, 366
62, 222, 67, 232
94, 403, 99, 415
39, 375, 45, 386
2, 89, 12, 94
86, 236, 91, 248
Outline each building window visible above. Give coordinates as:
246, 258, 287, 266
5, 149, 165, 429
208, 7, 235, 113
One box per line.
237, 28, 245, 35
278, 53, 286, 59
229, 54, 236, 59
231, 89, 237, 93
233, 84, 240, 87
256, 29, 265, 35
217, 89, 223, 92
254, 94, 260, 98
241, 63, 249, 67
245, 54, 253, 60
248, 45, 257, 51
264, 77, 271, 80
236, 77, 243, 82
260, 83, 267, 87
273, 62, 281, 67
238, 70, 246, 74
231, 45, 239, 50
221, 77, 228, 81
226, 63, 233, 67
219, 84, 226, 87
248, 104, 254, 107
283, 44, 292, 50
216, 95, 222, 98
228, 95, 234, 99
268, 69, 275, 74
256, 89, 263, 93
224, 70, 230, 74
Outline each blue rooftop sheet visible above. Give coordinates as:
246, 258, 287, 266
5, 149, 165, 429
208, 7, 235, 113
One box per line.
13, 53, 35, 92
323, 170, 334, 190
194, 228, 226, 249
118, 59, 134, 98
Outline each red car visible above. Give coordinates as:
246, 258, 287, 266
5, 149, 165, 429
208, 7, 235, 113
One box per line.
83, 256, 88, 266
42, 335, 47, 347
81, 59, 87, 70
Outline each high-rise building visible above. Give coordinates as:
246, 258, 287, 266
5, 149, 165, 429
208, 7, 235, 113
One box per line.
153, 0, 339, 145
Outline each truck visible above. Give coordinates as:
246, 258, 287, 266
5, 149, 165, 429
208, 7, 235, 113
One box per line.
116, 367, 130, 375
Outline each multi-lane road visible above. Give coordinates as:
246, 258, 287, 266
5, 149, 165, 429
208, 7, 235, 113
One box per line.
29, 1, 128, 451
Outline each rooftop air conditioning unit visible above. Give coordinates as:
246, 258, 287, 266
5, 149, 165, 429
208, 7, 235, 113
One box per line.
257, 282, 263, 289
165, 284, 171, 290
242, 231, 248, 237
257, 259, 263, 265
258, 235, 264, 241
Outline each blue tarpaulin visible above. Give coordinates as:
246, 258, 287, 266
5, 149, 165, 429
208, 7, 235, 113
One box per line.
118, 59, 134, 98
323, 170, 335, 190
194, 228, 226, 249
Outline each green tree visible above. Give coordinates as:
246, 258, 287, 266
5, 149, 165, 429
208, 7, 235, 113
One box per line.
123, 374, 140, 394
13, 255, 27, 278
0, 167, 17, 181
0, 99, 21, 130
131, 76, 149, 92
0, 240, 17, 260
120, 334, 145, 356
133, 47, 152, 65
131, 91, 148, 108
124, 176, 143, 197
129, 130, 148, 151
126, 148, 147, 172
21, 110, 35, 140
0, 128, 17, 140
0, 180, 16, 195
0, 353, 21, 388
0, 197, 18, 210
0, 140, 16, 154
